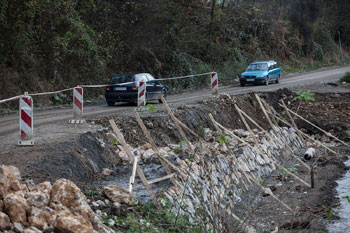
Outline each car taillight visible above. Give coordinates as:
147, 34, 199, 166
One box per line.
131, 87, 137, 91
106, 87, 111, 91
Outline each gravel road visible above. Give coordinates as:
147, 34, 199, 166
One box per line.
1, 65, 349, 144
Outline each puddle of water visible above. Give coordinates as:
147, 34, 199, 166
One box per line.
94, 163, 170, 202
327, 159, 350, 233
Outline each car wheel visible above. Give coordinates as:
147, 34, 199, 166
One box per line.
265, 76, 270, 86
240, 82, 245, 87
107, 100, 114, 106
276, 75, 280, 84
158, 89, 167, 103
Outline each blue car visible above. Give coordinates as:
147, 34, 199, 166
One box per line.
240, 61, 281, 86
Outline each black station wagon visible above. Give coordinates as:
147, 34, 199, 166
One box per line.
105, 73, 167, 106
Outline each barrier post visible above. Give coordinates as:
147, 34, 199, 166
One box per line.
18, 93, 34, 146
211, 72, 218, 95
138, 81, 146, 107
69, 86, 85, 123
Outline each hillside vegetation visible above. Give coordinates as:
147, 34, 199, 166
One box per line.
0, 0, 349, 106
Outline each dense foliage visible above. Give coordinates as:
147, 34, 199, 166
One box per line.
0, 0, 349, 106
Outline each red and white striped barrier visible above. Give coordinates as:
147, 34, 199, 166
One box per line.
69, 86, 85, 123
138, 81, 146, 107
211, 72, 219, 95
18, 94, 34, 146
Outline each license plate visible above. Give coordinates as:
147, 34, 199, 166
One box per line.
114, 87, 127, 91
246, 78, 254, 81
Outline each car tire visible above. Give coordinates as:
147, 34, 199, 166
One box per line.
265, 76, 270, 86
107, 100, 114, 106
240, 82, 245, 87
158, 89, 167, 103
276, 75, 280, 84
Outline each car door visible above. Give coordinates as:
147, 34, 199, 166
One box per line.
145, 74, 156, 100
147, 74, 162, 99
268, 63, 277, 80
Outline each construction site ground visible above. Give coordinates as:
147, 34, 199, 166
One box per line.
0, 82, 349, 232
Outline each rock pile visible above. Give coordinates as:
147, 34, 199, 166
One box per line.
159, 125, 305, 231
0, 165, 114, 233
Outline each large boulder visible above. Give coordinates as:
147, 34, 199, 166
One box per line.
0, 166, 114, 233
104, 184, 136, 205
0, 212, 11, 231
53, 212, 96, 233
3, 193, 29, 226
0, 165, 27, 199
50, 179, 95, 221
50, 179, 114, 233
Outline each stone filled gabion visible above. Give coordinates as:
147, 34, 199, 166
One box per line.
163, 126, 305, 231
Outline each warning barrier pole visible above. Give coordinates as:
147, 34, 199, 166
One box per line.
73, 86, 83, 120
18, 93, 34, 146
211, 72, 218, 95
138, 81, 146, 107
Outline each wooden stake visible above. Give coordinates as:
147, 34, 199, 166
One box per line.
128, 156, 138, 193
234, 104, 259, 145
255, 94, 274, 129
134, 174, 175, 189
160, 95, 195, 154
279, 103, 349, 147
268, 106, 339, 156
246, 173, 294, 213
210, 116, 311, 188
236, 105, 310, 170
109, 119, 162, 210
209, 113, 223, 134
280, 99, 305, 142
310, 165, 315, 189
261, 98, 279, 126
174, 117, 205, 142
134, 110, 177, 186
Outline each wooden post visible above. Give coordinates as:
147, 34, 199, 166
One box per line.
268, 106, 339, 156
174, 117, 205, 142
134, 110, 177, 186
208, 113, 223, 134
310, 165, 315, 188
255, 94, 274, 129
280, 100, 304, 140
261, 98, 279, 126
128, 157, 138, 193
210, 115, 311, 188
109, 119, 162, 210
279, 103, 349, 147
160, 95, 195, 154
234, 104, 260, 145
134, 174, 175, 189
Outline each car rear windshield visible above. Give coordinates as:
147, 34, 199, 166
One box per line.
246, 63, 268, 71
110, 74, 135, 84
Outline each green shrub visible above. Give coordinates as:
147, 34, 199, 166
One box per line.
339, 72, 350, 83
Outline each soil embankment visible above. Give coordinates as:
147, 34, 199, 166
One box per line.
0, 89, 349, 232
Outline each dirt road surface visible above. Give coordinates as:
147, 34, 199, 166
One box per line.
0, 65, 349, 148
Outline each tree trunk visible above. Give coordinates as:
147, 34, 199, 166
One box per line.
207, 0, 216, 51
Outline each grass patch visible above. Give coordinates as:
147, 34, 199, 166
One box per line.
112, 200, 202, 233
339, 72, 350, 83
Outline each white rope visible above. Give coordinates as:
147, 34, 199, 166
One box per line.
28, 87, 75, 96
156, 72, 214, 81
0, 95, 22, 104
0, 71, 214, 103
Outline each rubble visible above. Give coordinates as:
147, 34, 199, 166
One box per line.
0, 165, 114, 233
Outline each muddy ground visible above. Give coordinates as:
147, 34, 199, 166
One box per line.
0, 86, 349, 232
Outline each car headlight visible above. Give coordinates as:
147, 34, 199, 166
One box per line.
256, 75, 265, 78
